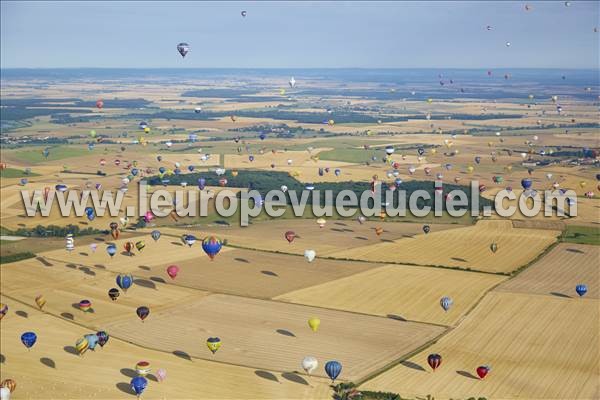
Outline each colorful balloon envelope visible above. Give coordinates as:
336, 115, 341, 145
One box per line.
166, 265, 179, 279
308, 317, 320, 332
84, 334, 99, 351
21, 332, 37, 349
576, 284, 588, 297
116, 274, 134, 292
324, 361, 342, 382
135, 361, 151, 376
284, 231, 296, 243
0, 303, 7, 320
156, 368, 167, 382
79, 300, 92, 312
427, 353, 442, 371
0, 378, 16, 393
182, 234, 196, 247
96, 331, 109, 347
202, 236, 223, 260
423, 225, 431, 234
375, 227, 383, 236
476, 365, 490, 379
135, 241, 145, 252
206, 337, 221, 354
35, 295, 46, 309
108, 288, 120, 301
130, 376, 148, 397
124, 242, 134, 254
136, 306, 150, 322
107, 244, 117, 257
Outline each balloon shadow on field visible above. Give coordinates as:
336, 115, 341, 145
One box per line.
386, 314, 407, 321
94, 264, 106, 269
134, 279, 157, 290
566, 248, 585, 254
15, 310, 28, 318
61, 312, 74, 320
147, 374, 158, 382
276, 329, 296, 337
120, 368, 137, 378
63, 346, 79, 356
138, 265, 151, 271
172, 350, 191, 361
234, 258, 250, 263
0, 353, 5, 364
400, 361, 425, 372
451, 257, 467, 263
79, 252, 88, 256
334, 222, 347, 226
150, 276, 167, 284
120, 251, 134, 257
40, 357, 56, 368
282, 372, 308, 385
78, 266, 96, 276
94, 237, 105, 242
456, 370, 479, 380
261, 270, 278, 277
116, 382, 136, 396
171, 242, 184, 246
65, 263, 78, 269
255, 370, 279, 383
354, 236, 369, 241
550, 292, 571, 298
35, 257, 53, 267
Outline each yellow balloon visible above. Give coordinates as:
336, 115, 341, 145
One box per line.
427, 98, 433, 103
75, 337, 89, 356
232, 170, 239, 177
35, 295, 46, 309
280, 89, 286, 96
430, 149, 437, 155
316, 218, 326, 228
579, 181, 587, 188
308, 317, 320, 332
144, 127, 150, 133
467, 165, 474, 173
206, 337, 221, 354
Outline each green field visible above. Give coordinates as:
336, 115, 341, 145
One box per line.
0, 167, 40, 178
13, 146, 89, 163
562, 225, 600, 245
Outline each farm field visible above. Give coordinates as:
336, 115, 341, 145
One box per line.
326, 219, 561, 273
275, 265, 507, 326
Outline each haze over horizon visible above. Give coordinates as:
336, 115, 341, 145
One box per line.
2, 1, 598, 69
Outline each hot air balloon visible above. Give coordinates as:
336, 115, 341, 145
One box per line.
304, 250, 316, 263
440, 296, 453, 312
207, 337, 221, 354
0, 303, 7, 320
135, 241, 145, 252
110, 222, 120, 240
108, 288, 120, 301
177, 42, 190, 58
325, 361, 342, 382
284, 231, 296, 243
84, 334, 99, 351
202, 236, 223, 260
79, 300, 92, 312
521, 178, 533, 190
427, 354, 442, 371
308, 317, 320, 332
35, 295, 46, 310
151, 230, 161, 242
357, 215, 366, 224
167, 265, 179, 279
124, 242, 134, 255
476, 365, 490, 379
96, 99, 104, 109
156, 368, 167, 383
96, 331, 109, 348
490, 242, 498, 253
182, 234, 196, 247
107, 244, 117, 258
136, 361, 151, 376
423, 225, 431, 234
130, 376, 148, 398
302, 356, 318, 375
375, 227, 383, 236
241, 10, 247, 17
136, 306, 150, 322
73, 336, 89, 356
316, 218, 326, 228
116, 274, 133, 292
21, 332, 37, 349
1, 379, 16, 394
576, 284, 588, 297
65, 234, 75, 252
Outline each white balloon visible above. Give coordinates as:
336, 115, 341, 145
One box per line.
304, 250, 316, 263
0, 387, 10, 400
301, 356, 318, 375
281, 185, 288, 193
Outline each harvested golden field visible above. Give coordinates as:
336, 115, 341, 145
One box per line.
497, 243, 599, 299
128, 246, 377, 298
189, 219, 460, 256
327, 220, 560, 273
361, 291, 600, 399
0, 297, 333, 400
275, 265, 506, 326
104, 294, 446, 382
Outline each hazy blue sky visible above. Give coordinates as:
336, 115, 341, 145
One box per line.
1, 1, 598, 69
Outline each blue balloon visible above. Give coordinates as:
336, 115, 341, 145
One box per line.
325, 361, 342, 382
131, 168, 139, 176
159, 167, 166, 174
116, 274, 134, 291
188, 165, 195, 172
43, 149, 50, 158
259, 133, 266, 140
130, 376, 148, 397
440, 296, 453, 311
474, 156, 481, 164
55, 184, 68, 192
198, 178, 206, 190
157, 155, 162, 162
20, 178, 28, 185
174, 168, 181, 175
85, 334, 99, 351
576, 284, 588, 297
249, 155, 255, 162
88, 143, 95, 151
334, 169, 341, 176
521, 178, 533, 190
318, 168, 324, 176
151, 230, 161, 241
21, 331, 37, 349
107, 244, 117, 257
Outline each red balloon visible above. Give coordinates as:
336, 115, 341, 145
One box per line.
166, 265, 179, 279
427, 354, 442, 371
284, 231, 296, 243
476, 366, 490, 379
96, 99, 104, 109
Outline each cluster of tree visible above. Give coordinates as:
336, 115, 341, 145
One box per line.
149, 169, 493, 211
5, 224, 105, 238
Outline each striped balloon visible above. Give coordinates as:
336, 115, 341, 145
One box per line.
0, 303, 8, 320
75, 337, 89, 356
440, 296, 453, 312
116, 274, 134, 292
427, 353, 442, 371
324, 361, 342, 382
35, 295, 46, 309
